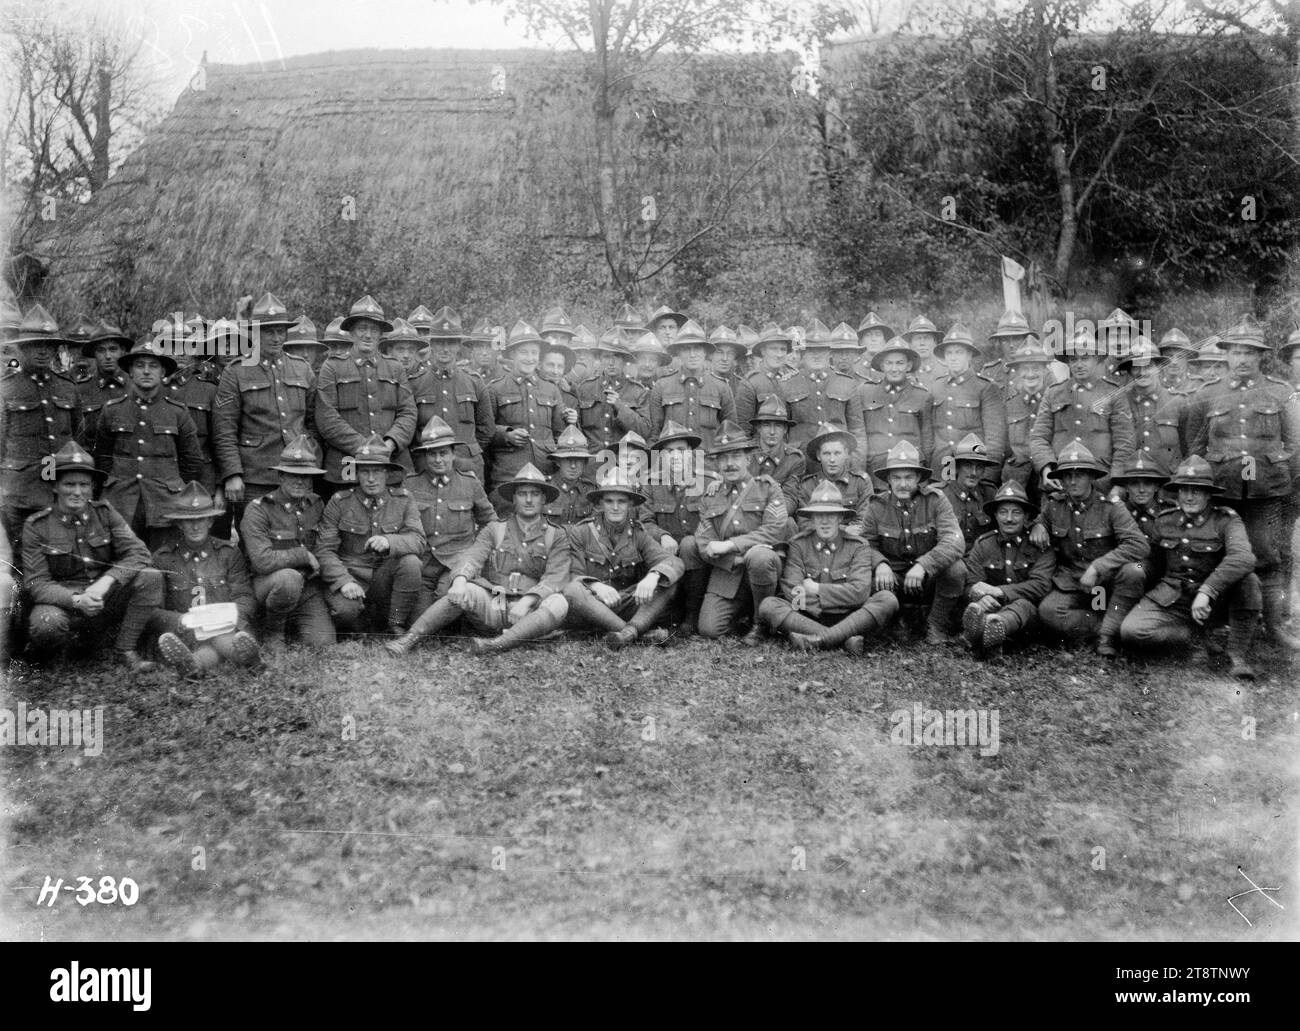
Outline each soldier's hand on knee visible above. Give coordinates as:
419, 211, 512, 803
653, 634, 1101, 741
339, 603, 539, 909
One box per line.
448, 576, 470, 607
1079, 564, 1099, 590
507, 596, 535, 624
340, 581, 366, 601
1029, 523, 1049, 549
703, 539, 735, 559
591, 582, 621, 607
1191, 591, 1213, 624
632, 575, 659, 605
365, 535, 390, 553
874, 563, 896, 593
660, 536, 678, 556
978, 595, 1001, 613
304, 552, 321, 577
71, 592, 103, 615
904, 564, 926, 593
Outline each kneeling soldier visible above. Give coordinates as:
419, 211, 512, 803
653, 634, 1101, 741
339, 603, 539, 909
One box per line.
1110, 452, 1169, 594
961, 480, 1055, 658
796, 422, 872, 536
21, 442, 163, 671
940, 433, 998, 553
544, 425, 597, 527
861, 440, 965, 644
386, 463, 570, 655
677, 420, 789, 644
151, 481, 261, 675
1119, 455, 1261, 678
316, 434, 426, 637
240, 436, 336, 652
759, 481, 899, 654
562, 469, 684, 648
1030, 442, 1149, 656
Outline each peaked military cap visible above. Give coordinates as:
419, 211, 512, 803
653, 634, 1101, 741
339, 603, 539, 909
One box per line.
617, 430, 652, 456
412, 415, 461, 453
573, 324, 601, 351
1157, 327, 1197, 358
539, 306, 575, 337
870, 335, 920, 372
1191, 335, 1228, 363
937, 322, 982, 358
118, 336, 179, 377
350, 433, 404, 473
613, 303, 647, 332
1216, 316, 1268, 351
669, 318, 711, 352
652, 419, 702, 450
66, 314, 97, 347
630, 331, 671, 364
425, 305, 464, 340
988, 309, 1037, 341
753, 322, 794, 352
1004, 340, 1054, 367
407, 305, 437, 333
89, 318, 133, 348
750, 395, 796, 427
322, 317, 352, 347
829, 322, 860, 350
504, 320, 545, 352
340, 294, 394, 333
1064, 322, 1100, 358
12, 303, 68, 347
952, 433, 999, 466
708, 324, 746, 355
381, 318, 423, 353
593, 326, 629, 356
250, 292, 296, 329
586, 467, 647, 507
804, 422, 856, 463
902, 315, 940, 341
647, 304, 689, 329
857, 311, 894, 338
550, 425, 595, 461
1165, 455, 1223, 493
1054, 441, 1107, 475
982, 479, 1038, 519
286, 315, 327, 350
0, 297, 23, 338
466, 316, 499, 343
707, 419, 759, 456
1110, 453, 1170, 484
271, 434, 326, 476
499, 461, 560, 503
803, 319, 832, 348
875, 440, 931, 479
796, 480, 857, 518
736, 324, 760, 351
48, 440, 106, 480
164, 480, 226, 521
1115, 335, 1163, 372
1280, 327, 1300, 362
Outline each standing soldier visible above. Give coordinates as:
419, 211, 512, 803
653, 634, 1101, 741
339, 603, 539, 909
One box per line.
1183, 318, 1300, 649
795, 422, 873, 535
65, 315, 97, 383
21, 441, 163, 671
1119, 455, 1262, 678
940, 434, 999, 553
77, 319, 131, 442
150, 481, 262, 675
647, 319, 736, 455
406, 305, 492, 481
860, 441, 966, 644
0, 305, 82, 554
780, 319, 863, 465
1002, 340, 1053, 501
1158, 328, 1200, 397
930, 323, 1006, 487
315, 434, 426, 638
322, 316, 353, 362
734, 323, 794, 428
485, 320, 568, 513
562, 468, 684, 648
759, 480, 899, 654
1030, 324, 1136, 491
575, 329, 649, 452
1116, 336, 1184, 474
239, 435, 336, 653
903, 315, 945, 389
284, 315, 330, 373
709, 325, 747, 397
539, 305, 586, 383
463, 317, 503, 380
1187, 334, 1228, 391
676, 420, 789, 643
96, 339, 205, 549
386, 463, 570, 656
1029, 442, 1149, 656
164, 322, 227, 538
381, 318, 425, 377
852, 335, 933, 475
852, 312, 894, 383
961, 480, 1055, 659
540, 333, 580, 420
213, 292, 316, 520
315, 294, 418, 495
639, 419, 704, 558
629, 330, 670, 389
648, 304, 689, 351
749, 396, 806, 514
403, 415, 496, 610
543, 425, 597, 527
829, 322, 865, 381
981, 310, 1035, 392
407, 304, 437, 344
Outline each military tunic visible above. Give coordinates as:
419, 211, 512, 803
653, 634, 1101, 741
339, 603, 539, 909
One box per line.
486, 373, 567, 491
1029, 376, 1136, 477
753, 443, 806, 512
929, 373, 1007, 480
647, 370, 736, 454
941, 480, 995, 553
773, 530, 882, 617
403, 469, 495, 598
853, 381, 934, 474
0, 367, 82, 534
151, 536, 257, 636
1126, 384, 1184, 473
638, 482, 702, 543
795, 471, 873, 535
239, 486, 333, 645
734, 368, 790, 429
860, 487, 965, 579
1003, 388, 1044, 490
575, 375, 650, 451
781, 369, 864, 456
963, 528, 1055, 638
544, 474, 597, 527
165, 366, 219, 491
212, 353, 316, 492
451, 516, 571, 609
405, 364, 493, 478
315, 353, 418, 484
95, 392, 205, 531
77, 372, 128, 445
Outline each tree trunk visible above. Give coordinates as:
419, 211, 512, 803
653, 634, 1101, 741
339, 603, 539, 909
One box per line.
1032, 0, 1076, 292
91, 63, 111, 193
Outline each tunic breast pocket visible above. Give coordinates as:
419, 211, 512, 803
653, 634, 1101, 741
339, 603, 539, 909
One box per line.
41, 543, 79, 580
1081, 527, 1113, 560
337, 518, 371, 554
455, 392, 478, 424
376, 372, 401, 410
334, 376, 362, 411
444, 498, 474, 534
697, 395, 722, 430
1251, 400, 1281, 437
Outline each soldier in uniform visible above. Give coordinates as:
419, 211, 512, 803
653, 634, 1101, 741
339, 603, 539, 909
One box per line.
381, 318, 425, 377
65, 315, 97, 384
709, 325, 747, 396
403, 415, 496, 611
960, 480, 1055, 659
828, 322, 865, 380
407, 304, 437, 344
540, 333, 580, 419
213, 292, 317, 521
852, 335, 933, 476
795, 422, 873, 535
930, 323, 1006, 487
315, 434, 426, 638
749, 396, 805, 514
1279, 328, 1300, 390
860, 441, 966, 644
315, 294, 418, 495
940, 433, 999, 553
676, 420, 789, 643
852, 312, 894, 383
629, 329, 671, 389
903, 315, 946, 389
758, 480, 899, 654
322, 316, 353, 361
981, 310, 1035, 392
561, 468, 684, 648
239, 435, 336, 653
285, 315, 330, 373
150, 481, 262, 675
1029, 324, 1136, 492
1119, 455, 1261, 678
1001, 340, 1053, 501
544, 425, 597, 527
95, 339, 205, 549
734, 323, 794, 428
76, 318, 131, 443
1183, 318, 1300, 649
780, 320, 863, 464
638, 419, 704, 558
1158, 328, 1200, 397
463, 317, 503, 380
1116, 336, 1184, 475
485, 320, 568, 513
164, 322, 228, 538
406, 305, 493, 481
1029, 442, 1149, 656
574, 328, 650, 453
1187, 334, 1228, 391
21, 441, 163, 671
648, 305, 689, 351
647, 319, 736, 455
385, 463, 570, 656
0, 305, 83, 554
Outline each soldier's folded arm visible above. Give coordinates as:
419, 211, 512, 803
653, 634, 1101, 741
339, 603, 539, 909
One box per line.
916, 490, 965, 576
980, 384, 1008, 465
21, 533, 79, 608
614, 397, 651, 438
1201, 509, 1257, 600
727, 483, 788, 553
818, 544, 873, 610
384, 498, 428, 558
313, 363, 368, 456
1001, 546, 1056, 605
1107, 394, 1137, 470
528, 530, 570, 600
211, 367, 245, 482
1091, 501, 1150, 581
385, 374, 418, 450
637, 525, 684, 585
239, 501, 311, 575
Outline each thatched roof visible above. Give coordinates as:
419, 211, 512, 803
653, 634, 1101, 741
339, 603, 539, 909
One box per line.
35, 47, 816, 330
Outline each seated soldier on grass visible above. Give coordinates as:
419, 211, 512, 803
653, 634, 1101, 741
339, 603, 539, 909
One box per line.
1119, 455, 1261, 679
638, 420, 703, 558
860, 440, 965, 644
940, 433, 998, 553
562, 468, 684, 649
315, 434, 427, 639
544, 425, 597, 527
748, 396, 805, 514
795, 422, 872, 537
758, 480, 899, 655
1110, 453, 1170, 598
385, 463, 570, 656
151, 481, 261, 675
961, 480, 1056, 660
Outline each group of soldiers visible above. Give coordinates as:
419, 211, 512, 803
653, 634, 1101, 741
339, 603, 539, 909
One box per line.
1, 291, 1297, 680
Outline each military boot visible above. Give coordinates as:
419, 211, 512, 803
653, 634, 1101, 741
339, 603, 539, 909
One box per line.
386, 597, 459, 656
471, 605, 562, 656
1227, 611, 1257, 679
1263, 586, 1300, 651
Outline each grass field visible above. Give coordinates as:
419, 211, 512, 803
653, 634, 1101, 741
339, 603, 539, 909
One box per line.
2, 629, 1297, 941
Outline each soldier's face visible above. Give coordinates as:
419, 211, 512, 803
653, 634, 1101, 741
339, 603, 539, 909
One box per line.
423, 445, 455, 477
803, 347, 830, 371
619, 446, 647, 480
21, 341, 56, 370
812, 512, 842, 541
55, 471, 95, 513
818, 440, 849, 478
755, 342, 785, 370
635, 353, 660, 379
178, 517, 214, 546
540, 352, 567, 382
432, 340, 459, 368
1015, 364, 1047, 393
912, 334, 936, 358
556, 457, 585, 481
351, 320, 383, 354
1126, 479, 1161, 506
881, 355, 909, 383
653, 318, 678, 346
941, 346, 972, 376
1160, 357, 1188, 386
860, 330, 886, 351
719, 449, 751, 483
887, 470, 919, 500
755, 420, 786, 450
955, 461, 981, 489
831, 350, 856, 374
1062, 469, 1094, 500
1177, 486, 1211, 515
511, 342, 540, 376
573, 349, 596, 377
600, 492, 631, 524
1000, 334, 1027, 355
280, 472, 313, 499
474, 344, 495, 370
259, 326, 288, 354
1225, 345, 1261, 378
1068, 355, 1102, 381
512, 485, 545, 518
130, 356, 164, 390
600, 353, 622, 377
712, 350, 734, 374
672, 344, 704, 374
388, 342, 420, 370
1127, 361, 1160, 390
994, 503, 1026, 535
356, 465, 386, 496
94, 342, 123, 373
660, 441, 690, 483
